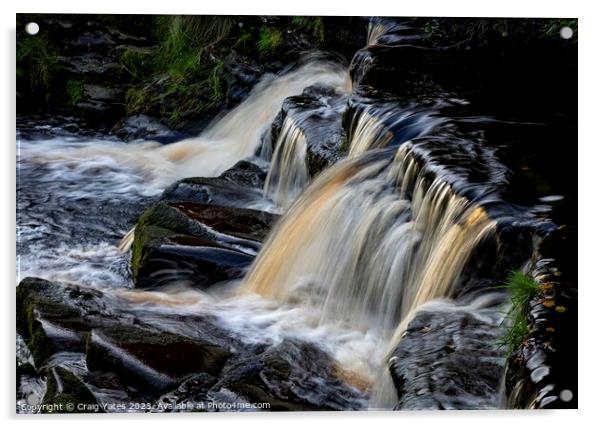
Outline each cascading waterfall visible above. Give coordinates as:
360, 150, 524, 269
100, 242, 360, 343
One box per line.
17, 16, 565, 414
244, 143, 497, 333
347, 111, 392, 158
263, 116, 309, 207
243, 108, 498, 403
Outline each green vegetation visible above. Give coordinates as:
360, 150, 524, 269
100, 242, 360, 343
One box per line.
15, 15, 339, 127
292, 16, 325, 43
43, 366, 98, 411
65, 80, 84, 106
119, 47, 152, 80
16, 34, 59, 91
209, 60, 224, 100
498, 271, 540, 356
122, 16, 237, 127
257, 25, 283, 54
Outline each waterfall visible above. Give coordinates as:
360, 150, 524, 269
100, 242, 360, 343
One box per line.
263, 116, 309, 207
244, 145, 496, 334
243, 101, 499, 404
348, 111, 392, 158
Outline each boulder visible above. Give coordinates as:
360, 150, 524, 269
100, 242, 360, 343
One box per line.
16, 277, 127, 367
111, 114, 179, 142
388, 306, 505, 410
130, 161, 277, 289
268, 84, 348, 177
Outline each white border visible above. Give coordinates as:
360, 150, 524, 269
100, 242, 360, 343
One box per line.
2, 1, 599, 427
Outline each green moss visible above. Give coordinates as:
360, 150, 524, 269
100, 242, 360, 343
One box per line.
43, 366, 98, 412
16, 291, 53, 366
291, 16, 325, 43
234, 29, 253, 48
16, 280, 83, 367
125, 85, 149, 115
130, 204, 178, 282
257, 26, 282, 54
209, 60, 224, 100
119, 47, 152, 80
498, 271, 540, 356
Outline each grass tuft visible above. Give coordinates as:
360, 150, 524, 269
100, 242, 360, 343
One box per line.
257, 26, 283, 54
498, 271, 540, 356
17, 34, 59, 91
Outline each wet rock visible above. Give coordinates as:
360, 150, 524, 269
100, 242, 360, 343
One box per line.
131, 160, 277, 289
86, 325, 230, 393
219, 161, 268, 189
155, 373, 217, 412
43, 366, 100, 413
131, 200, 275, 288
16, 277, 126, 367
389, 306, 505, 410
269, 84, 348, 176
505, 256, 578, 409
208, 340, 366, 411
111, 114, 177, 142
161, 161, 267, 206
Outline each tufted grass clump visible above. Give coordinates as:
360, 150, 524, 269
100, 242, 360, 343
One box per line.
257, 26, 282, 54
498, 270, 540, 356
17, 34, 59, 91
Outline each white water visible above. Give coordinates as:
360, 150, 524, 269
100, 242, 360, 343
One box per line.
263, 116, 309, 207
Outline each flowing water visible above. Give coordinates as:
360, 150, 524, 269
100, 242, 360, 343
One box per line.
263, 116, 310, 207
17, 50, 516, 410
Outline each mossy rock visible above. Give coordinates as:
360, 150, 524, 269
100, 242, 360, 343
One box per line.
43, 366, 101, 413
130, 163, 277, 288
85, 325, 230, 394
130, 200, 274, 288
16, 278, 130, 367
17, 278, 85, 367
